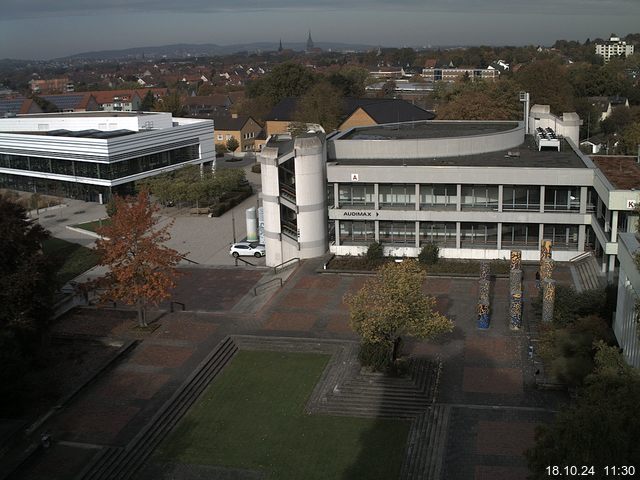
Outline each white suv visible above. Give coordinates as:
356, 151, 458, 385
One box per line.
229, 242, 266, 258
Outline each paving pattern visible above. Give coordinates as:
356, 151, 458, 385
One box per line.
6, 261, 574, 480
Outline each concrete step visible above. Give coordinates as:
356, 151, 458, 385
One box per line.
78, 337, 239, 480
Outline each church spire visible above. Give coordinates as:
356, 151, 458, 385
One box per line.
278, 38, 283, 52
306, 30, 314, 51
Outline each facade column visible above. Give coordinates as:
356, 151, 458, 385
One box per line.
538, 223, 544, 250
375, 220, 379, 242
579, 186, 588, 214
374, 183, 379, 210
415, 184, 420, 211
611, 210, 619, 243
334, 220, 341, 246
498, 185, 503, 212
497, 222, 502, 250
456, 184, 462, 211
539, 185, 545, 213
578, 224, 586, 252
415, 221, 420, 248
456, 222, 461, 249
333, 183, 339, 209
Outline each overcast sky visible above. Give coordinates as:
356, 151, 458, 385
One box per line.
1, 0, 639, 59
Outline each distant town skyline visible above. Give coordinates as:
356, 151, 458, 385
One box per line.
1, 0, 639, 60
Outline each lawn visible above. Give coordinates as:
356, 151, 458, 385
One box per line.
157, 350, 410, 480
42, 237, 100, 285
72, 218, 110, 233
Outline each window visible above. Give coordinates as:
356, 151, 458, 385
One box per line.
339, 183, 375, 208
420, 222, 456, 246
461, 185, 498, 210
379, 184, 415, 209
339, 220, 375, 244
544, 187, 580, 212
502, 224, 539, 248
420, 184, 456, 210
502, 186, 540, 211
460, 223, 498, 248
379, 221, 415, 245
543, 224, 579, 250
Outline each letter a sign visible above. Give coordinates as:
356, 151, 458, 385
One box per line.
351, 173, 359, 181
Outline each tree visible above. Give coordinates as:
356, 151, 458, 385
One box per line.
344, 260, 453, 365
514, 59, 575, 114
0, 195, 55, 405
157, 91, 186, 116
437, 79, 522, 120
247, 62, 317, 105
294, 80, 344, 132
93, 190, 183, 327
226, 136, 239, 153
139, 89, 156, 111
620, 122, 640, 156
526, 343, 640, 477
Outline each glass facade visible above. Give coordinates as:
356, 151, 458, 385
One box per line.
502, 223, 539, 248
420, 222, 456, 246
338, 183, 375, 208
544, 186, 580, 212
543, 224, 579, 250
460, 223, 498, 248
0, 145, 199, 181
379, 221, 415, 245
339, 220, 375, 244
461, 185, 499, 210
419, 184, 457, 210
379, 184, 415, 209
502, 185, 541, 211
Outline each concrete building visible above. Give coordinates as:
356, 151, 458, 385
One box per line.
421, 65, 498, 83
0, 112, 214, 202
258, 106, 639, 274
596, 34, 635, 63
614, 233, 640, 368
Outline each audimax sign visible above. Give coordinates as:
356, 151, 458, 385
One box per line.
342, 211, 379, 217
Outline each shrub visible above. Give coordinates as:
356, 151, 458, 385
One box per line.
251, 163, 261, 174
418, 243, 439, 265
105, 196, 118, 217
366, 242, 384, 261
358, 341, 392, 372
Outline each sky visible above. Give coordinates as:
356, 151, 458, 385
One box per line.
1, 0, 639, 60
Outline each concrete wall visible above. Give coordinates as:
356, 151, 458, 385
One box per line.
614, 233, 640, 368
294, 135, 328, 259
329, 122, 524, 160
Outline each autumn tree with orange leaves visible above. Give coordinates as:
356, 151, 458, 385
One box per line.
94, 189, 183, 327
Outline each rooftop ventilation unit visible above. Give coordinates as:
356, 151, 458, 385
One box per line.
535, 127, 560, 151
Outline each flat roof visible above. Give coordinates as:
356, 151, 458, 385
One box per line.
329, 136, 587, 169
592, 156, 640, 190
339, 121, 519, 140
14, 112, 158, 118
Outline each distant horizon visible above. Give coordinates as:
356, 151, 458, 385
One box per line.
1, 1, 638, 60
1, 34, 635, 63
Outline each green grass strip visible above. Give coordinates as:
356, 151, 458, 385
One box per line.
157, 350, 410, 480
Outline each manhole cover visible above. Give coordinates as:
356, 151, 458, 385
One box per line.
55, 218, 68, 223
73, 210, 86, 214
44, 214, 55, 219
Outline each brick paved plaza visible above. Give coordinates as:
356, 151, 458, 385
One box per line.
11, 260, 570, 480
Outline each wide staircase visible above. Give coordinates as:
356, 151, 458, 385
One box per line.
314, 358, 441, 419
76, 337, 238, 480
399, 404, 451, 480
569, 251, 606, 292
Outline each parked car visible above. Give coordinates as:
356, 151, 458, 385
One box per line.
229, 242, 266, 258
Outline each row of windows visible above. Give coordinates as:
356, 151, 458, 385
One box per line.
0, 145, 199, 181
332, 183, 591, 212
338, 221, 579, 250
